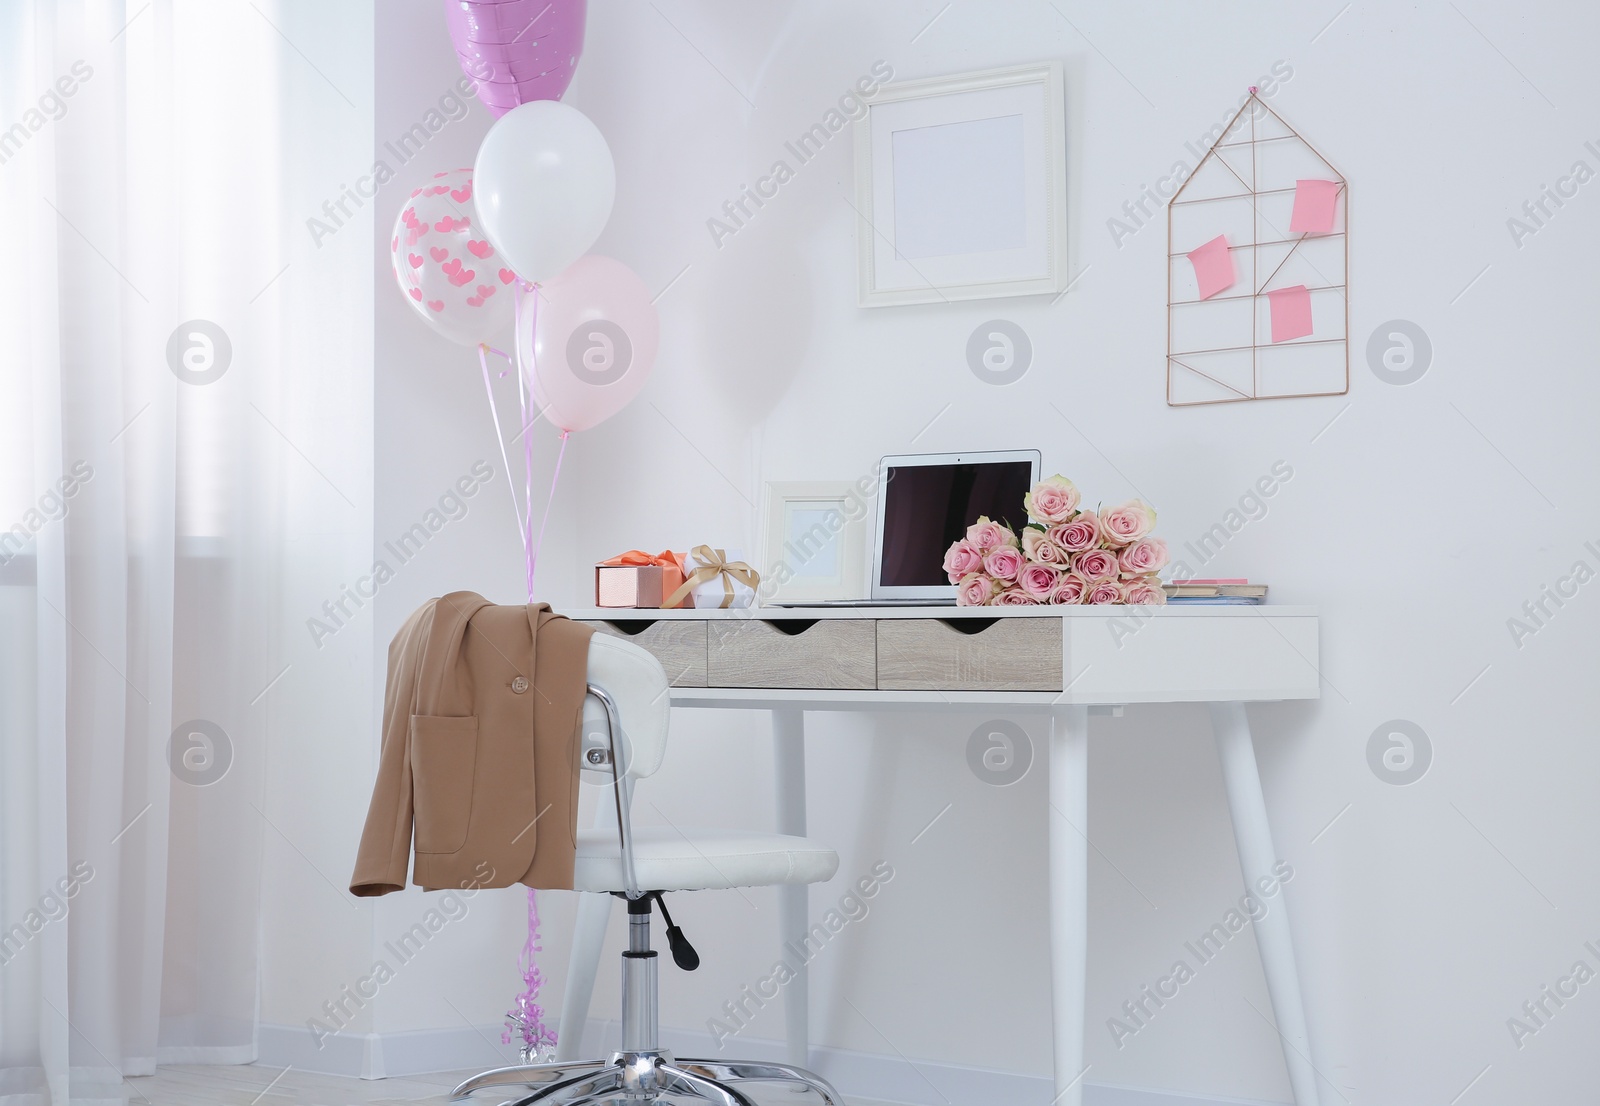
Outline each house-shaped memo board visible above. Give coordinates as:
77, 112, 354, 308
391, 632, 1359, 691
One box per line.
1166, 93, 1348, 406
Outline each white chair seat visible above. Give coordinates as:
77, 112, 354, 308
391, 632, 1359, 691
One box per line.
573, 826, 838, 893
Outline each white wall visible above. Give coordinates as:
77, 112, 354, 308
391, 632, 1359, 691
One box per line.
269, 2, 1600, 1103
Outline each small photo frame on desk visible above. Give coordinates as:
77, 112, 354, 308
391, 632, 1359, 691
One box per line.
760, 482, 868, 604
854, 61, 1068, 306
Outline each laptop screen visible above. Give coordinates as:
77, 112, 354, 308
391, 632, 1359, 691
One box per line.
878, 459, 1035, 587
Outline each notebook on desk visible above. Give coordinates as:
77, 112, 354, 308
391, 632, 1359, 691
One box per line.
772, 450, 1040, 608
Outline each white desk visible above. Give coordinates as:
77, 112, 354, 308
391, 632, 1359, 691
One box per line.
556, 605, 1323, 1106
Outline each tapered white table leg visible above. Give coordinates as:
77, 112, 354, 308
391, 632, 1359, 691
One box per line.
556, 803, 619, 1061
1049, 705, 1090, 1106
773, 708, 809, 1069
1210, 701, 1321, 1106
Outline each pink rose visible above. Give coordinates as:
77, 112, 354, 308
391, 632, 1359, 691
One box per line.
1022, 528, 1067, 565
966, 516, 1018, 552
1086, 580, 1122, 604
1073, 548, 1120, 581
1048, 513, 1101, 553
984, 546, 1024, 582
994, 588, 1040, 606
1052, 572, 1089, 604
1099, 500, 1156, 547
1118, 537, 1169, 575
1120, 575, 1167, 605
1024, 475, 1082, 525
956, 573, 995, 607
943, 540, 983, 582
1018, 563, 1061, 600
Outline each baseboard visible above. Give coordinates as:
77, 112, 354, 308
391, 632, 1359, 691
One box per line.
258, 1021, 521, 1081
259, 1018, 1286, 1106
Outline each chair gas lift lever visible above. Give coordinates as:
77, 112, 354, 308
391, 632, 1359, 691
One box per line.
616, 891, 700, 971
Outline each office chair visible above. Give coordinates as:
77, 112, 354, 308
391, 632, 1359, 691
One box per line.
451, 632, 844, 1106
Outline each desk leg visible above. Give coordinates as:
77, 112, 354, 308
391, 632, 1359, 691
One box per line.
1210, 702, 1321, 1106
772, 708, 809, 1069
1049, 705, 1090, 1106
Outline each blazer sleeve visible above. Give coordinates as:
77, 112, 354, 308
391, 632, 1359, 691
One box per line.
349, 604, 428, 896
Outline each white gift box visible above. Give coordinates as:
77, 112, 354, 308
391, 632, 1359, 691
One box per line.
682, 546, 757, 609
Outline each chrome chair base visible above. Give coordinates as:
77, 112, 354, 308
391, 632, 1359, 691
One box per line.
449, 1049, 843, 1106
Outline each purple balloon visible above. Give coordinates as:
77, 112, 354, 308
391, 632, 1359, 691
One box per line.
444, 0, 587, 118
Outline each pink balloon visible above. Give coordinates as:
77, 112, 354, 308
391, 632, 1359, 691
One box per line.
518, 256, 659, 433
391, 168, 515, 346
445, 0, 587, 118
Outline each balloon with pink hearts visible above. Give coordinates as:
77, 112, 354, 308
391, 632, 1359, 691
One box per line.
390, 167, 518, 346
518, 255, 659, 433
445, 0, 587, 118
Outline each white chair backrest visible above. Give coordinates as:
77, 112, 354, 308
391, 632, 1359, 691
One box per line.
580, 631, 670, 780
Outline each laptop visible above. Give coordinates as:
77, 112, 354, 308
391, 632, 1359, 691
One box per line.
773, 450, 1040, 607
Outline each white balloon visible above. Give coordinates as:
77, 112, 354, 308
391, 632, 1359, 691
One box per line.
473, 101, 616, 283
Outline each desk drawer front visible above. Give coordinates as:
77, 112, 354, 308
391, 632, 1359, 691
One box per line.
707, 620, 876, 689
580, 620, 708, 687
876, 618, 1063, 691
1063, 613, 1320, 702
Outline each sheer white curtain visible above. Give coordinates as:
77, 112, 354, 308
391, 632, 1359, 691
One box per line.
0, 3, 374, 1102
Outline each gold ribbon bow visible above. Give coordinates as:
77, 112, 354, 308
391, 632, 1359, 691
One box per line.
665, 545, 760, 610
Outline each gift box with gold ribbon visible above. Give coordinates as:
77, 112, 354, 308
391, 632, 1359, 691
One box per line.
666, 545, 760, 609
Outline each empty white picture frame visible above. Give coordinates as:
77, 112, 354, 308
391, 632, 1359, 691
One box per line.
760, 482, 869, 604
854, 62, 1068, 306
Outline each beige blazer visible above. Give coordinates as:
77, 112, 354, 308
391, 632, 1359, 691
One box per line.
349, 592, 594, 897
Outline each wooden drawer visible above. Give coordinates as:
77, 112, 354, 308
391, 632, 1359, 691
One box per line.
876, 617, 1063, 691
580, 620, 707, 687
706, 619, 876, 689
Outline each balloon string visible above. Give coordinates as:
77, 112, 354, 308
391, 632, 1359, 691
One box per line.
503, 886, 555, 1055
492, 287, 558, 1056
510, 283, 566, 599
479, 343, 529, 548
530, 429, 569, 597
520, 286, 537, 599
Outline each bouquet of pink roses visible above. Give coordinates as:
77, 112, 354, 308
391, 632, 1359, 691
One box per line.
944, 475, 1169, 606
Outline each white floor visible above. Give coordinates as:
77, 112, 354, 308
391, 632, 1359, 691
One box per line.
127, 1064, 904, 1105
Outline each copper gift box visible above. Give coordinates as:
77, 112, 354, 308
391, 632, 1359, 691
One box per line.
595, 565, 669, 608
594, 550, 690, 609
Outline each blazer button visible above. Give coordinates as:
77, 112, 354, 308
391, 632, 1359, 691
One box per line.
511, 676, 529, 693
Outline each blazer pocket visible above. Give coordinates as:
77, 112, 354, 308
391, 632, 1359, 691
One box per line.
410, 715, 478, 854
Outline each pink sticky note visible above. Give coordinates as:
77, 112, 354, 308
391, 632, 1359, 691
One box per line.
1289, 179, 1341, 235
1267, 284, 1313, 343
1187, 234, 1235, 300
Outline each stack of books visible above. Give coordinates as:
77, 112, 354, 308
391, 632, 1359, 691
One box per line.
1162, 578, 1267, 605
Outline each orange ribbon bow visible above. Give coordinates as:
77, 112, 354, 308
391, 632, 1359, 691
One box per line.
599, 550, 683, 569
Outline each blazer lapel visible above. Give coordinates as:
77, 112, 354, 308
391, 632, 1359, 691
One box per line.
416, 591, 492, 716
